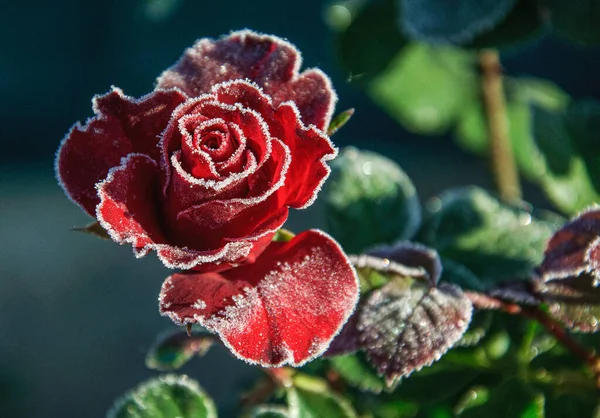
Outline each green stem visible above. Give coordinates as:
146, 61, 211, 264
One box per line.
480, 50, 521, 203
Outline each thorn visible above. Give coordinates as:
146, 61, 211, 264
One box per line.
186, 323, 192, 337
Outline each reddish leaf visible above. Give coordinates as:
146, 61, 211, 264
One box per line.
159, 230, 359, 366
358, 279, 472, 385
539, 207, 600, 283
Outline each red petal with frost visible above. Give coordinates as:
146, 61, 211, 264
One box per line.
156, 30, 337, 130
56, 88, 187, 215
159, 230, 359, 366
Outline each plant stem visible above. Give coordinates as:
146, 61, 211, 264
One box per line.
465, 291, 600, 389
480, 50, 521, 203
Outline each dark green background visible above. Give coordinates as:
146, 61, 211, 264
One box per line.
1, 0, 600, 416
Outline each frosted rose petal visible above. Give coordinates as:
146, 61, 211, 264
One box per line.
156, 30, 337, 129
159, 230, 360, 366
56, 88, 187, 215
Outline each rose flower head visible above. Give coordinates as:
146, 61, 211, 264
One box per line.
56, 30, 359, 366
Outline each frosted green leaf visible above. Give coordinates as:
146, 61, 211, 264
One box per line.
324, 147, 420, 253
368, 43, 477, 134
107, 375, 217, 418
401, 0, 518, 44
418, 187, 559, 287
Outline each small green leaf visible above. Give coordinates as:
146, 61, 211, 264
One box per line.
287, 374, 358, 418
71, 221, 110, 240
146, 329, 215, 371
401, 0, 518, 44
456, 379, 544, 418
418, 187, 559, 288
272, 228, 296, 243
333, 0, 407, 82
328, 108, 355, 136
368, 43, 477, 135
329, 353, 386, 394
324, 147, 421, 253
546, 0, 600, 44
108, 375, 217, 418
453, 386, 489, 415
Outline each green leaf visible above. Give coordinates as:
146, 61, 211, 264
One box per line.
462, 0, 547, 50
324, 147, 421, 253
392, 365, 480, 405
272, 228, 296, 243
455, 311, 494, 347
418, 187, 559, 288
71, 221, 110, 240
439, 259, 484, 292
532, 100, 600, 214
368, 43, 477, 135
145, 329, 215, 371
401, 0, 518, 44
329, 353, 386, 394
328, 108, 355, 136
455, 77, 569, 181
544, 393, 600, 418
546, 0, 600, 44
108, 375, 217, 418
287, 375, 358, 418
248, 405, 290, 418
457, 379, 544, 418
333, 0, 407, 82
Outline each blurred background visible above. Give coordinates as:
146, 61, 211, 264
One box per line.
1, 0, 600, 416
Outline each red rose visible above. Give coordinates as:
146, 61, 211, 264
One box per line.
56, 31, 359, 366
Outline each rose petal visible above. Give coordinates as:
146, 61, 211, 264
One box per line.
156, 30, 337, 129
96, 154, 271, 270
55, 88, 187, 215
159, 230, 360, 366
95, 154, 166, 254
273, 103, 338, 208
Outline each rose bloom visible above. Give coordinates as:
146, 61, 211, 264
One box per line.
56, 31, 358, 366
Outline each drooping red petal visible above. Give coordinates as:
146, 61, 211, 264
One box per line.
56, 88, 187, 215
156, 30, 337, 130
159, 230, 359, 366
272, 103, 337, 208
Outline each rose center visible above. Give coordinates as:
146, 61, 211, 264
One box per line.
201, 133, 221, 151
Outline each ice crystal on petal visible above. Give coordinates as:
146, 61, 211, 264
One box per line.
159, 230, 360, 366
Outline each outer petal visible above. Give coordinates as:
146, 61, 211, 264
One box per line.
56, 88, 187, 215
96, 154, 275, 270
156, 30, 337, 130
273, 103, 338, 208
159, 230, 360, 366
